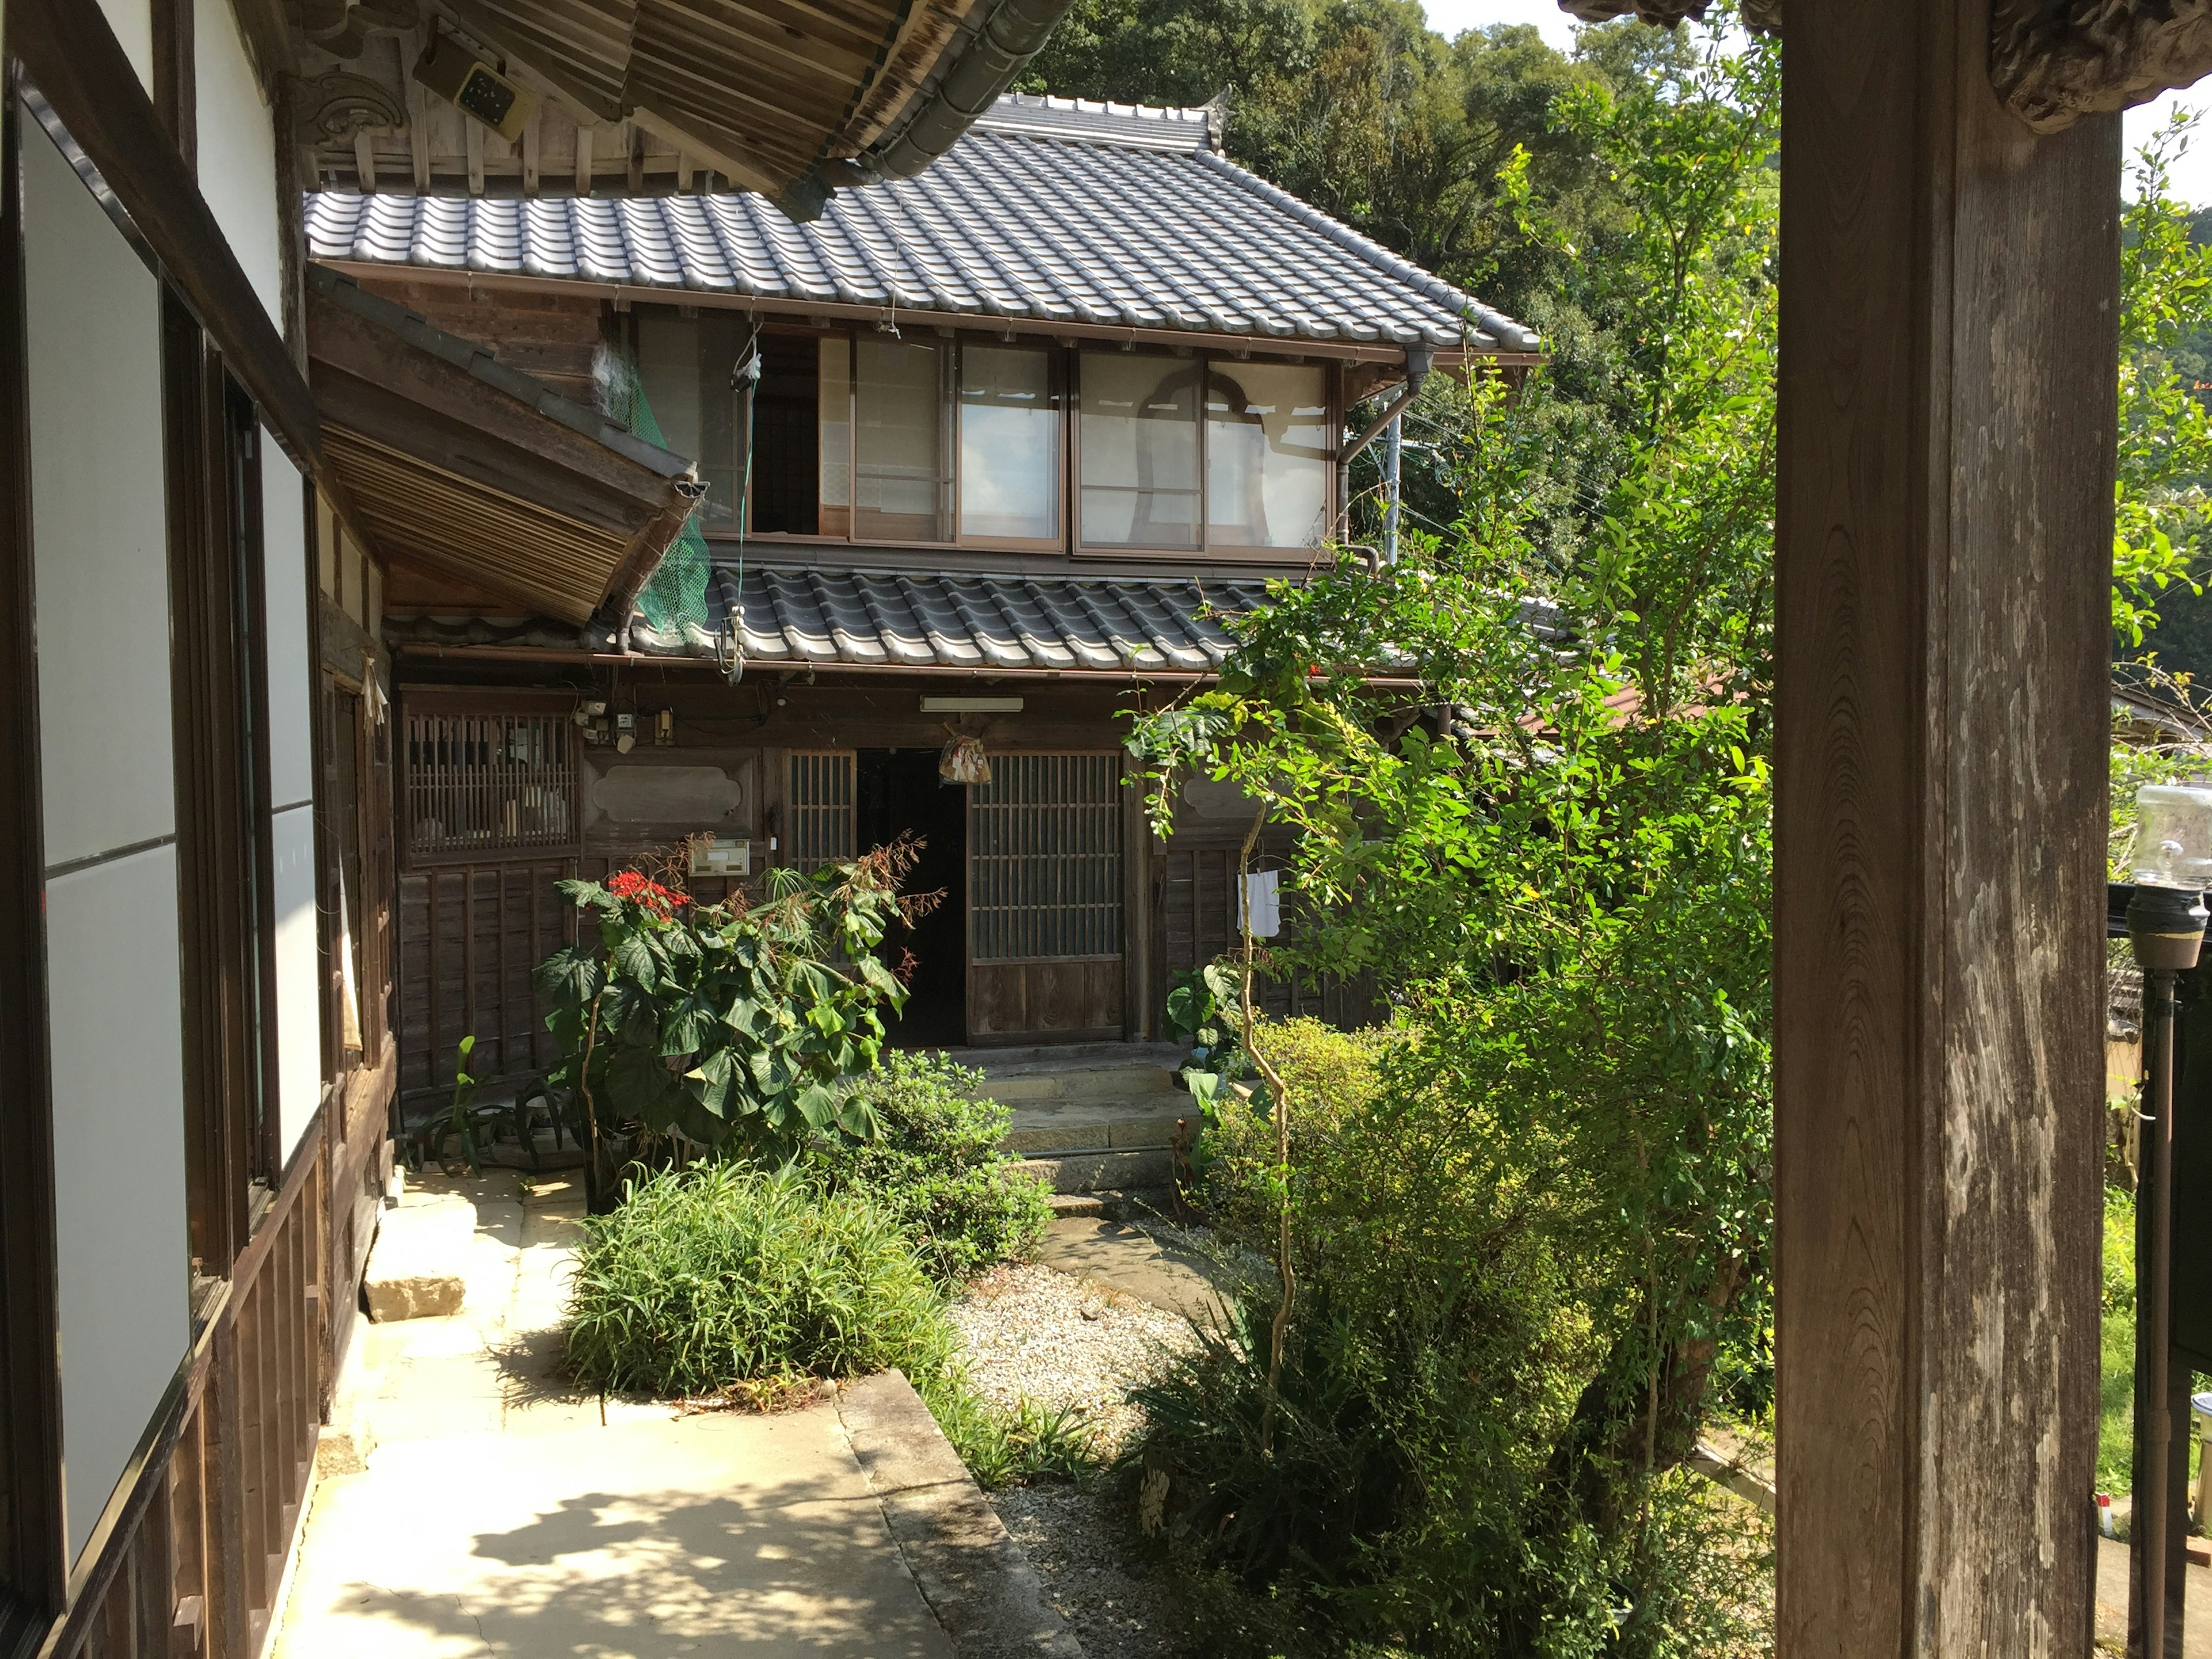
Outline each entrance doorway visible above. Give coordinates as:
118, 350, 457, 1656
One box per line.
856, 748, 965, 1047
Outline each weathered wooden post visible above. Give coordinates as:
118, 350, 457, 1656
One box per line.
1770, 6, 2115, 1643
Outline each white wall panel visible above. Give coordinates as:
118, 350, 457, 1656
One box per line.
194, 0, 282, 325
97, 0, 155, 89
21, 111, 175, 869
271, 805, 323, 1158
263, 435, 314, 812
46, 847, 191, 1566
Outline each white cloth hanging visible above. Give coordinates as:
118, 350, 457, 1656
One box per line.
1240, 869, 1281, 939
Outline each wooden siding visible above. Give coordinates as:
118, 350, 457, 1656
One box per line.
1156, 843, 1377, 1031
397, 862, 577, 1103
967, 958, 1123, 1043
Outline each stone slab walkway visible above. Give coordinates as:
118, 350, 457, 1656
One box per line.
1033, 1218, 1228, 1325
276, 1172, 1077, 1658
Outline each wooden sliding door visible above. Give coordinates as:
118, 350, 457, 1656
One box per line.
966, 752, 1124, 1043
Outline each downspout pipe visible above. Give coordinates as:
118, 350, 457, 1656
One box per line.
1339, 343, 1432, 541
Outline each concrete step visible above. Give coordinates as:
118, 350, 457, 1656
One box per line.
1001, 1097, 1190, 1154
1012, 1147, 1173, 1195
940, 1039, 1185, 1073
981, 1063, 1179, 1104
1046, 1187, 1178, 1222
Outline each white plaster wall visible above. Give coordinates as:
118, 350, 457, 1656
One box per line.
97, 0, 155, 90
46, 848, 192, 1566
194, 0, 282, 325
271, 805, 323, 1157
21, 119, 175, 869
263, 437, 314, 812
22, 101, 192, 1571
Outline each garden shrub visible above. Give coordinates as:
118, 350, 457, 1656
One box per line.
562, 1162, 1093, 1487
565, 1162, 952, 1396
1202, 1018, 1391, 1243
810, 1052, 1050, 1282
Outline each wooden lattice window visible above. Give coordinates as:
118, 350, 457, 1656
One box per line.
969, 752, 1123, 961
787, 751, 855, 872
403, 707, 578, 863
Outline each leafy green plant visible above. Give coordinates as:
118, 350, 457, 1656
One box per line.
1165, 961, 1243, 1060
562, 1162, 1096, 1486
411, 1034, 516, 1173
565, 1162, 951, 1393
533, 846, 921, 1188
808, 1051, 1050, 1282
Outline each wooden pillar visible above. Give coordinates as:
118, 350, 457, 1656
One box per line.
1774, 1, 2112, 1650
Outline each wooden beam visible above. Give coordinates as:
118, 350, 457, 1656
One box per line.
8, 0, 321, 472
0, 85, 69, 1637
1773, 0, 2110, 1650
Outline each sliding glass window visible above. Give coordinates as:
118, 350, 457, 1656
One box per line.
1206, 362, 1330, 550
959, 344, 1060, 543
1077, 351, 1202, 551
855, 335, 953, 541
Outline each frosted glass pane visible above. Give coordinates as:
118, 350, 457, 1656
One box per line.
635, 313, 700, 462
856, 336, 949, 540
819, 335, 851, 509
960, 344, 1059, 541
1207, 362, 1330, 549
1079, 352, 1200, 550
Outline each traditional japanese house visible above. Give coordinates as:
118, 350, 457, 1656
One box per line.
0, 0, 1049, 1650
302, 93, 1545, 1109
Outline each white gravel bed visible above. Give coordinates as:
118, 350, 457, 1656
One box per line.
994, 1480, 1188, 1659
950, 1263, 1197, 1456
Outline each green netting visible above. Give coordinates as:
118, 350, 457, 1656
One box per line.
605, 352, 711, 634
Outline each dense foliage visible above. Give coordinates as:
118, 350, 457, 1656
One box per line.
534, 847, 920, 1183
1122, 16, 1778, 1652
808, 1052, 1051, 1282
566, 1163, 950, 1396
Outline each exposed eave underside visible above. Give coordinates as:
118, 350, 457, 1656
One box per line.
283, 0, 1077, 217
307, 267, 696, 624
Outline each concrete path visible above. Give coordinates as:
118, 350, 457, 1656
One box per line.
276, 1172, 1076, 1658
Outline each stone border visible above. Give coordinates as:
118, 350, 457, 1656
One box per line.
838, 1370, 1088, 1659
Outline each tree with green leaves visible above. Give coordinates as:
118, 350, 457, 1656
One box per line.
533, 846, 921, 1204
1126, 19, 1780, 1648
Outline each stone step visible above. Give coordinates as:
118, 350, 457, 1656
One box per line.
975, 1063, 1179, 1105
1001, 1097, 1190, 1154
1012, 1147, 1173, 1195
1046, 1187, 1177, 1222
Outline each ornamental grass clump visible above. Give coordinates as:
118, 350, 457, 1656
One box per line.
560, 1161, 1097, 1487
563, 1162, 953, 1397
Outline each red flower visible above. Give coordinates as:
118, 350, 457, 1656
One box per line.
607, 870, 688, 917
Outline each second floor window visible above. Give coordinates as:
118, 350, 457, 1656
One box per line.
631, 308, 1332, 555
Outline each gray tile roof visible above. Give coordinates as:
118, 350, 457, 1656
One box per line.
305, 94, 1537, 355
384, 564, 1270, 675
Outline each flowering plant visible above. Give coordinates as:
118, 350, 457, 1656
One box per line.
535, 842, 927, 1192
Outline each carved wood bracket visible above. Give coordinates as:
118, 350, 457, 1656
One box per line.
1555, 1, 2212, 134
1992, 1, 2212, 133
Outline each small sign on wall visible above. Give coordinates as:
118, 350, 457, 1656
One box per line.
690, 838, 751, 877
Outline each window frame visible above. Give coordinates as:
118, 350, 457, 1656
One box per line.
1072, 349, 1339, 562
705, 323, 1340, 559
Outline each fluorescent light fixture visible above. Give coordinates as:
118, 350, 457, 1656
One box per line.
920, 696, 1023, 713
